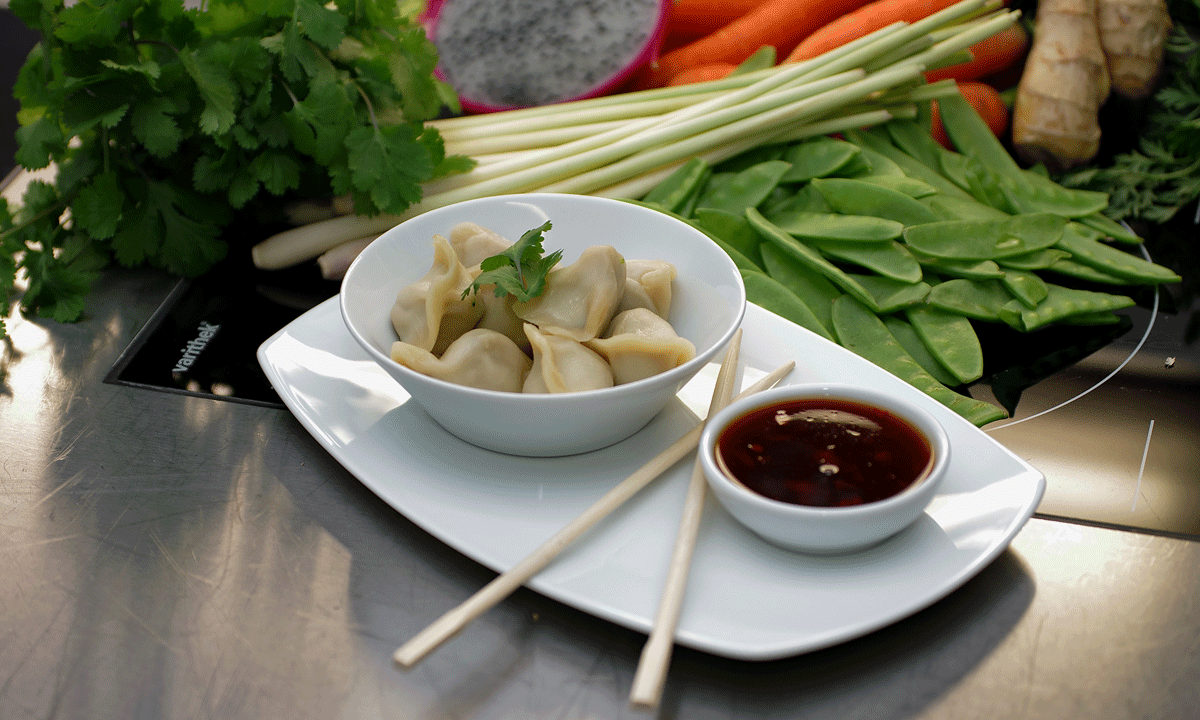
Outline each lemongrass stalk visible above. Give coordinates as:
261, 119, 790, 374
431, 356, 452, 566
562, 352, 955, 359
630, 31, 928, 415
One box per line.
407, 70, 869, 216
798, 0, 988, 84
444, 118, 638, 156
428, 115, 666, 195
868, 13, 1016, 74
427, 67, 780, 131
252, 213, 402, 270
431, 90, 726, 140
920, 49, 975, 74
540, 64, 926, 196
895, 10, 1020, 74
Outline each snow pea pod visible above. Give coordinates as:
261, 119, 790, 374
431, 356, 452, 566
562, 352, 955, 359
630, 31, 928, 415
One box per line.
692, 207, 764, 268
1042, 257, 1129, 285
884, 117, 944, 170
905, 305, 984, 385
913, 252, 1007, 280
831, 295, 1007, 427
1054, 222, 1181, 284
998, 284, 1136, 331
1000, 269, 1049, 308
852, 145, 907, 178
830, 150, 874, 178
962, 158, 1019, 214
1076, 211, 1142, 245
1061, 311, 1123, 326
996, 248, 1072, 270
858, 175, 939, 198
627, 199, 761, 272
742, 269, 836, 342
641, 157, 710, 215
765, 182, 833, 215
842, 127, 975, 200
696, 160, 792, 216
779, 137, 861, 182
811, 177, 942, 226
882, 315, 962, 388
765, 209, 903, 242
759, 242, 842, 331
847, 273, 930, 313
926, 278, 1014, 321
902, 213, 1067, 260
747, 208, 880, 311
811, 239, 924, 283
919, 194, 1010, 222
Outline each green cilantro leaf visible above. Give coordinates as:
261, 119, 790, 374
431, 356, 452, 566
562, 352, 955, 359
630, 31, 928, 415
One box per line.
181, 47, 238, 135
14, 117, 66, 170
294, 0, 347, 50
464, 222, 563, 302
130, 96, 183, 157
71, 171, 125, 240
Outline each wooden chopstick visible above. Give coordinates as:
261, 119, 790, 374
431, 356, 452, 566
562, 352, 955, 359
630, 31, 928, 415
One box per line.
628, 331, 743, 709
393, 336, 793, 670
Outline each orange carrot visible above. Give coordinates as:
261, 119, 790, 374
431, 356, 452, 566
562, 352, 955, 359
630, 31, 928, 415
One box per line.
923, 23, 1030, 83
785, 0, 963, 63
668, 62, 739, 86
931, 81, 1009, 149
633, 0, 876, 89
664, 0, 773, 38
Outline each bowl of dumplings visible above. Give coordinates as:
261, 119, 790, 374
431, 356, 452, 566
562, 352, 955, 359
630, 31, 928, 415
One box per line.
340, 193, 746, 457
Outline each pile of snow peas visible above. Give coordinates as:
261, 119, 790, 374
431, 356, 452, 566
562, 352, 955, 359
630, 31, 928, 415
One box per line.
635, 94, 1182, 427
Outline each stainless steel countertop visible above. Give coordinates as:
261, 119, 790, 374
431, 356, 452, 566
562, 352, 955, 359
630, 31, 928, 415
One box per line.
3, 258, 1199, 719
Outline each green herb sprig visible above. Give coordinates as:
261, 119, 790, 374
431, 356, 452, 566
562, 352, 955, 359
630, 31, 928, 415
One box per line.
1, 0, 472, 337
464, 221, 562, 303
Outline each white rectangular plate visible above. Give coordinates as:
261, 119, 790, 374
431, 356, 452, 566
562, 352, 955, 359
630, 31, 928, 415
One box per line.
258, 298, 1044, 661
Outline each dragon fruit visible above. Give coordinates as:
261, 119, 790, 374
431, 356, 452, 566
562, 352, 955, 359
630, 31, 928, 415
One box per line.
424, 0, 671, 113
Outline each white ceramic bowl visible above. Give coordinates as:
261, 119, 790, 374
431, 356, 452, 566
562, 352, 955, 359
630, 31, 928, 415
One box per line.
340, 193, 746, 457
699, 383, 951, 554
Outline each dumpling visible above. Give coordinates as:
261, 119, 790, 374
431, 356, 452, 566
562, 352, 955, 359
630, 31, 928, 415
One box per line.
617, 259, 677, 318
586, 308, 695, 385
522, 323, 614, 394
448, 222, 511, 268
391, 328, 532, 392
390, 234, 483, 355
474, 287, 529, 352
513, 245, 626, 342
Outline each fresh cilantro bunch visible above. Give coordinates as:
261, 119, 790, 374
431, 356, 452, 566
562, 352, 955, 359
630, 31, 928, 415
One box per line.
1, 0, 471, 337
465, 221, 563, 303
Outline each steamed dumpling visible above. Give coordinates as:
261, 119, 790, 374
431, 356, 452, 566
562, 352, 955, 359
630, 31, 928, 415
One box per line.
475, 287, 529, 352
513, 245, 626, 342
522, 323, 614, 394
448, 222, 511, 267
390, 234, 483, 355
391, 328, 532, 392
586, 308, 695, 385
618, 259, 677, 318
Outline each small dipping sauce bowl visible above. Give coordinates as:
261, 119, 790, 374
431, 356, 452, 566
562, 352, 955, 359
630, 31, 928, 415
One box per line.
699, 383, 951, 554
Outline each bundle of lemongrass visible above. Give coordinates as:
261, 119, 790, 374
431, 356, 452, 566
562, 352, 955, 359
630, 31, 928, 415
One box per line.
250, 0, 1020, 277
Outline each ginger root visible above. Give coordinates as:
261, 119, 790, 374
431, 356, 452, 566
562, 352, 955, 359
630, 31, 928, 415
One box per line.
1012, 0, 1111, 172
1098, 0, 1172, 99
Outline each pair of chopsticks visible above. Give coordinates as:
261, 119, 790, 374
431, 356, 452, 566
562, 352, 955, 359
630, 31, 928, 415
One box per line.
394, 329, 793, 708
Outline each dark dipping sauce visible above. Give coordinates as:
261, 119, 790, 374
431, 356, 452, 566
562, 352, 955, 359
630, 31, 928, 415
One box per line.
715, 398, 933, 508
